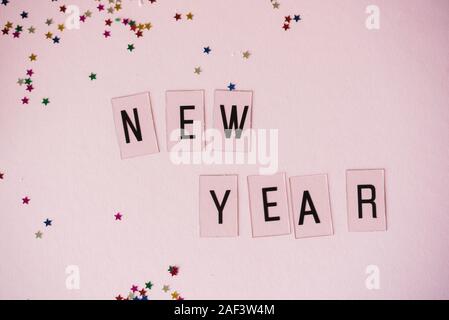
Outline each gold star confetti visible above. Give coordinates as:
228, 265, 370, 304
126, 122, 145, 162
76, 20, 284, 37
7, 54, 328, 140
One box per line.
144, 23, 152, 30
29, 53, 37, 61
58, 24, 65, 32
186, 12, 194, 20
5, 21, 13, 29
162, 285, 170, 293
35, 231, 43, 239
85, 10, 92, 18
272, 2, 280, 9
242, 50, 251, 59
28, 26, 35, 33
171, 291, 180, 300
45, 18, 53, 26
194, 66, 202, 75
45, 31, 53, 39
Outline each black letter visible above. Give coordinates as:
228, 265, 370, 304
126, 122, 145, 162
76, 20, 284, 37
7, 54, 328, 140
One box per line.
121, 108, 142, 144
357, 184, 377, 218
180, 105, 195, 139
298, 191, 321, 225
220, 105, 249, 138
262, 187, 280, 222
210, 190, 231, 224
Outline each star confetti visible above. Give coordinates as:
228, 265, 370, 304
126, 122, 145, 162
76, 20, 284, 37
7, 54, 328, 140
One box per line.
194, 66, 202, 75
203, 46, 211, 54
44, 219, 52, 227
127, 44, 135, 52
22, 196, 30, 204
41, 98, 50, 106
282, 14, 301, 31
171, 291, 180, 300
186, 12, 194, 20
227, 83, 236, 91
89, 73, 97, 81
162, 285, 170, 293
35, 231, 43, 239
168, 265, 179, 276
174, 13, 182, 21
242, 50, 251, 59
0, 172, 4, 179
145, 281, 153, 290
114, 212, 122, 220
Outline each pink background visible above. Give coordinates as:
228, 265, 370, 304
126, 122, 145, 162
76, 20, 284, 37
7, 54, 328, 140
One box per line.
1, 0, 449, 299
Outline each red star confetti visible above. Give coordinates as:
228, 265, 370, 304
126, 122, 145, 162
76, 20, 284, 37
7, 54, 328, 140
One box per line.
168, 265, 179, 276
22, 196, 30, 204
114, 212, 122, 220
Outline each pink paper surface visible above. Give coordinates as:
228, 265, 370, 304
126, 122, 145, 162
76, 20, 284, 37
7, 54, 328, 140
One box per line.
165, 90, 205, 151
247, 173, 290, 237
346, 169, 387, 232
199, 175, 238, 237
1, 0, 449, 300
111, 92, 159, 158
290, 174, 333, 239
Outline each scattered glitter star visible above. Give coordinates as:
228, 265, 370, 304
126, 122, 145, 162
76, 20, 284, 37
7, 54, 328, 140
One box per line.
103, 30, 111, 38
114, 212, 122, 220
139, 288, 147, 296
130, 285, 138, 292
17, 78, 24, 86
45, 18, 53, 26
22, 196, 30, 204
20, 11, 28, 19
186, 12, 194, 20
171, 291, 180, 299
168, 265, 179, 276
283, 23, 290, 31
174, 13, 182, 21
227, 83, 236, 91
42, 98, 50, 106
35, 231, 43, 239
203, 46, 211, 54
52, 36, 60, 43
194, 66, 202, 75
21, 97, 29, 104
242, 50, 251, 59
28, 26, 35, 33
162, 285, 170, 293
1, 0, 9, 6
26, 69, 34, 76
0, 172, 4, 179
44, 219, 52, 227
127, 44, 135, 52
145, 281, 153, 290
272, 2, 280, 9
89, 73, 97, 80
29, 54, 37, 62
293, 14, 301, 22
